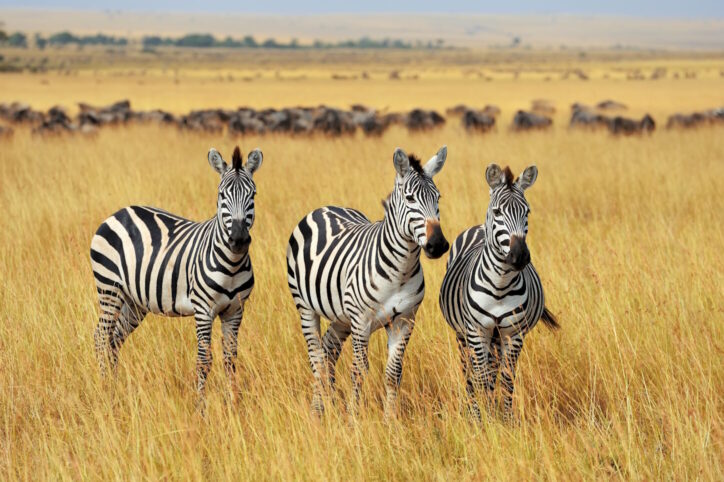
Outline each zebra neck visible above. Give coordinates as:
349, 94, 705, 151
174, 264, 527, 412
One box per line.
478, 241, 520, 289
203, 218, 248, 270
381, 200, 421, 271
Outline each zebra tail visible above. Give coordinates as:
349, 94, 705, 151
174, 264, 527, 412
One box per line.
541, 307, 560, 330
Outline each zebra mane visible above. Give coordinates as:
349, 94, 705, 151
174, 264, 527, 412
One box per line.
503, 166, 515, 187
232, 146, 243, 171
408, 154, 424, 174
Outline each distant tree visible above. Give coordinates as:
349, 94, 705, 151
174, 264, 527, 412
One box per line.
8, 32, 27, 48
34, 33, 47, 50
242, 35, 257, 48
142, 36, 164, 48
262, 38, 279, 48
175, 34, 215, 48
49, 31, 77, 45
511, 36, 521, 47
0, 30, 7, 43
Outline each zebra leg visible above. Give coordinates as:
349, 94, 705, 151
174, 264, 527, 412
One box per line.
299, 307, 326, 415
321, 321, 351, 391
468, 326, 495, 414
456, 337, 481, 421
499, 334, 524, 421
383, 316, 414, 419
221, 306, 244, 401
109, 302, 146, 372
348, 327, 370, 415
94, 288, 124, 378
489, 328, 501, 399
194, 312, 214, 411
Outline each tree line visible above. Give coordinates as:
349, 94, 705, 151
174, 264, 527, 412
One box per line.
0, 28, 444, 50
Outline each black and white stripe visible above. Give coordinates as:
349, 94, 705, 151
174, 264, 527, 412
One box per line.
439, 163, 558, 420
286, 146, 449, 417
90, 146, 262, 403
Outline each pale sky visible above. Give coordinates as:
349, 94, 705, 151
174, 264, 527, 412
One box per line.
2, 0, 723, 18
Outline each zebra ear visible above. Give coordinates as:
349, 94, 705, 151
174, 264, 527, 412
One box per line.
246, 148, 263, 176
393, 148, 410, 177
208, 148, 227, 175
517, 166, 538, 190
423, 145, 447, 178
485, 164, 505, 189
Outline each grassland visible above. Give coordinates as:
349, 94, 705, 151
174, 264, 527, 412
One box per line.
1, 50, 723, 480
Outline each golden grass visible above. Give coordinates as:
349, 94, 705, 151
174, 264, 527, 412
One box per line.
1, 62, 724, 479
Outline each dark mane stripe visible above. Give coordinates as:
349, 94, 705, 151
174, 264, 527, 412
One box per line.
232, 146, 243, 171
503, 166, 515, 187
408, 154, 424, 174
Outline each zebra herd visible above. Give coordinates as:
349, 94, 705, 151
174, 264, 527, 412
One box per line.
90, 145, 558, 419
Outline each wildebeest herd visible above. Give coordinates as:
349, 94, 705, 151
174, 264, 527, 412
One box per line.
0, 99, 722, 138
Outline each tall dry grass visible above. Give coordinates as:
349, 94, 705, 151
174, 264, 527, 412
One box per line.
0, 120, 723, 478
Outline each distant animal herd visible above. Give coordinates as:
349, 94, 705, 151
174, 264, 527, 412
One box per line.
0, 99, 722, 138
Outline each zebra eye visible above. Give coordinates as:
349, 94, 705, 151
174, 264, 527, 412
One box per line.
493, 208, 502, 216
405, 194, 416, 203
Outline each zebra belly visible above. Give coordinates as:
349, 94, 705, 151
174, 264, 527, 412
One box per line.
368, 280, 423, 331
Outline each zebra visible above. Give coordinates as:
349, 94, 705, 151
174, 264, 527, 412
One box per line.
439, 163, 558, 420
286, 146, 449, 417
90, 146, 262, 405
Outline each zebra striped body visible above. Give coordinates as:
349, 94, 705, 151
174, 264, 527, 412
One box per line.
439, 164, 557, 419
91, 206, 254, 317
91, 146, 262, 404
287, 147, 449, 416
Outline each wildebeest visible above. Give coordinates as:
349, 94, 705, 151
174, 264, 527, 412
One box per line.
447, 104, 500, 118
512, 110, 552, 131
33, 105, 77, 135
462, 109, 496, 132
0, 102, 44, 123
666, 108, 724, 129
569, 104, 611, 130
78, 100, 133, 126
609, 114, 655, 135
405, 108, 445, 130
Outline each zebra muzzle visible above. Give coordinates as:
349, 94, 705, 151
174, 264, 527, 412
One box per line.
423, 220, 449, 259
506, 235, 530, 270
229, 220, 251, 254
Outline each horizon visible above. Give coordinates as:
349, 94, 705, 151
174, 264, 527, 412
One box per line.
2, 8, 724, 50
1, 1, 723, 19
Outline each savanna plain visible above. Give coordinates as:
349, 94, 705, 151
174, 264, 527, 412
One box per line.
1, 49, 723, 480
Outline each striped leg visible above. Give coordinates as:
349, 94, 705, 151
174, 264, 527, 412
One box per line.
194, 312, 214, 410
468, 326, 496, 414
348, 325, 370, 414
456, 337, 481, 421
499, 334, 524, 421
383, 316, 414, 419
489, 328, 501, 394
221, 306, 244, 400
94, 289, 124, 377
321, 322, 351, 391
299, 307, 326, 414
109, 302, 147, 372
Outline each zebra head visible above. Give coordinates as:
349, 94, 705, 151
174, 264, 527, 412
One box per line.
208, 146, 263, 255
390, 146, 449, 259
485, 164, 538, 270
